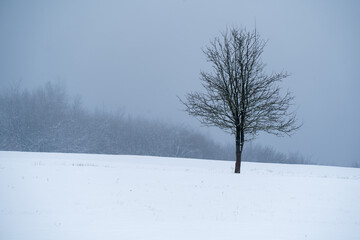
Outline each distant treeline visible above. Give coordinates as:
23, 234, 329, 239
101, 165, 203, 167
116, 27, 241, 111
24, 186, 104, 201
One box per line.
0, 81, 311, 165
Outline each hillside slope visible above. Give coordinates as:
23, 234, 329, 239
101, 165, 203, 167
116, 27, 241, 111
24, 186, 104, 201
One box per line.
1, 151, 359, 240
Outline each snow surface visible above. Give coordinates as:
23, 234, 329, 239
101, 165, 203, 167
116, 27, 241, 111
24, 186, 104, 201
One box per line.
0, 151, 359, 240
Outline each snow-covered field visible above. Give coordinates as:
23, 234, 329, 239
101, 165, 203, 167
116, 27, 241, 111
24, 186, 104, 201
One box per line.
0, 151, 359, 240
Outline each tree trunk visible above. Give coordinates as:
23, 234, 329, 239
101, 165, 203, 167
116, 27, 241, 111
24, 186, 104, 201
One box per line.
234, 126, 241, 173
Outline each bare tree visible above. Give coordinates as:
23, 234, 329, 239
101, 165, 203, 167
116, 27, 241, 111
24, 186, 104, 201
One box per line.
181, 27, 301, 173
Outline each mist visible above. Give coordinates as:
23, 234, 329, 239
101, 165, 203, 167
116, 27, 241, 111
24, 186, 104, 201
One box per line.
1, 0, 359, 166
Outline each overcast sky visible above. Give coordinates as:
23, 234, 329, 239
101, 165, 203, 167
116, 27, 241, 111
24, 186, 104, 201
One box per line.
1, 0, 359, 165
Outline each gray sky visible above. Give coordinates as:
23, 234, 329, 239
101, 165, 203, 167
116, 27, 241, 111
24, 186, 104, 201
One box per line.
1, 0, 359, 165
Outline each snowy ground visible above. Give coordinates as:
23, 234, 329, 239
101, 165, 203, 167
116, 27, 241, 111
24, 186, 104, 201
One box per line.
0, 151, 359, 240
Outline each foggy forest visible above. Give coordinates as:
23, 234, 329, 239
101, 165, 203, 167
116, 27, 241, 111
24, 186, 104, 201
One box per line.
0, 81, 311, 165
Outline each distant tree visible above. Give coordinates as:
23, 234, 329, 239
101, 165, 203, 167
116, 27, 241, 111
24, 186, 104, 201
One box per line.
181, 27, 301, 173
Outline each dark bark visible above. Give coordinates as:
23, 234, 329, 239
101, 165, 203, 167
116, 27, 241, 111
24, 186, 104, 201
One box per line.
235, 125, 241, 173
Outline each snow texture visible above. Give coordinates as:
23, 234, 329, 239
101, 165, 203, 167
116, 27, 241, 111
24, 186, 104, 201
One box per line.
1, 151, 359, 240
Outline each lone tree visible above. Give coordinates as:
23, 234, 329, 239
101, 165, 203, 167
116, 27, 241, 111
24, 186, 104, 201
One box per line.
181, 27, 300, 173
